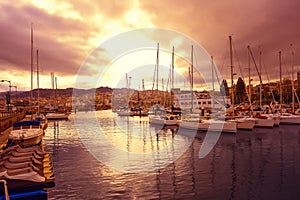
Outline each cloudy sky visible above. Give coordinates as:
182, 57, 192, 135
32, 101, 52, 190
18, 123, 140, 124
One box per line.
0, 0, 299, 91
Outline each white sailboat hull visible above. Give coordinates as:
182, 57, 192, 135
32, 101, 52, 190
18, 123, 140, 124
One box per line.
280, 114, 300, 125
180, 119, 237, 133
46, 113, 69, 120
254, 118, 274, 128
149, 115, 178, 126
9, 128, 44, 147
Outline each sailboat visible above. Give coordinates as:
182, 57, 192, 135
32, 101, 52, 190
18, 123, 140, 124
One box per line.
35, 49, 48, 130
178, 44, 236, 133
9, 26, 45, 147
247, 45, 274, 128
149, 44, 180, 126
224, 36, 256, 130
46, 74, 70, 120
277, 51, 300, 125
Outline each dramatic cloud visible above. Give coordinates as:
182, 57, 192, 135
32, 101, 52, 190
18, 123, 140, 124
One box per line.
140, 0, 300, 83
0, 0, 299, 90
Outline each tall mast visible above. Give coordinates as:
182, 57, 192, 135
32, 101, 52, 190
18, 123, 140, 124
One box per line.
211, 56, 215, 109
37, 49, 40, 115
156, 43, 159, 91
191, 45, 194, 113
291, 45, 295, 113
171, 46, 174, 89
30, 24, 33, 117
51, 72, 55, 109
55, 77, 58, 110
279, 51, 282, 113
247, 46, 251, 105
229, 36, 234, 106
259, 48, 262, 108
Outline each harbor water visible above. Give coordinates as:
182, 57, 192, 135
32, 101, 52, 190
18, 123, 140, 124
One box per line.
44, 110, 300, 199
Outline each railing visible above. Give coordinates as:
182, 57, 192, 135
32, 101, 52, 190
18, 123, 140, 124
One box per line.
0, 179, 10, 200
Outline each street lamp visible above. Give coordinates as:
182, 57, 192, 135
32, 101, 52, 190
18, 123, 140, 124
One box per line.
1, 80, 11, 112
10, 85, 17, 103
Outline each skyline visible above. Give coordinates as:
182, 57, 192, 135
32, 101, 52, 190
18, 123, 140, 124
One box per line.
1, 0, 300, 92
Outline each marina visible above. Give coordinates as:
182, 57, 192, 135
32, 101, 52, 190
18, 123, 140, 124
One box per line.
43, 110, 300, 199
1, 1, 300, 198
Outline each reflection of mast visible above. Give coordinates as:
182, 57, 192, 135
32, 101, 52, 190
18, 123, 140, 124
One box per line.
230, 144, 237, 199
53, 121, 60, 159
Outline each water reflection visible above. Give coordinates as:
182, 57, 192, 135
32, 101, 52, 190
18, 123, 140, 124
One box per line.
44, 110, 300, 199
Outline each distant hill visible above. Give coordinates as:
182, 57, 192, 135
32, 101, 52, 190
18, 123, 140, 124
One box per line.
0, 86, 113, 100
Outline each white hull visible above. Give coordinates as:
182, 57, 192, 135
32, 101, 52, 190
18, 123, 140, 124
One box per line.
228, 118, 255, 130
280, 114, 300, 125
180, 119, 237, 133
46, 113, 69, 120
149, 115, 179, 126
264, 114, 280, 126
9, 128, 44, 147
254, 118, 274, 128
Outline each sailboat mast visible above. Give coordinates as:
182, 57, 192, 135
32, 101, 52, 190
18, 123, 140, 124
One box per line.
191, 45, 194, 113
55, 77, 57, 110
37, 49, 40, 115
30, 24, 33, 117
279, 51, 282, 112
247, 46, 251, 104
156, 43, 159, 91
291, 47, 295, 113
211, 56, 215, 109
172, 46, 174, 89
259, 49, 262, 108
51, 72, 55, 109
229, 36, 234, 106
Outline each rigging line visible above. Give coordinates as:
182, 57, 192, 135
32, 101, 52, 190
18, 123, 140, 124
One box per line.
232, 41, 245, 80
261, 49, 276, 102
249, 46, 263, 85
219, 40, 230, 80
212, 58, 222, 88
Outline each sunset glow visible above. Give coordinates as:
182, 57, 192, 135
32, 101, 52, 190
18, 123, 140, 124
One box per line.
1, 0, 300, 91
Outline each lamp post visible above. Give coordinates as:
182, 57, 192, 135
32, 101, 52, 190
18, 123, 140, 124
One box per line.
1, 80, 11, 112
10, 85, 17, 102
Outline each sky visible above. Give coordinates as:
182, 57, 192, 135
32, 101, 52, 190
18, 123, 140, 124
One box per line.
1, 0, 300, 91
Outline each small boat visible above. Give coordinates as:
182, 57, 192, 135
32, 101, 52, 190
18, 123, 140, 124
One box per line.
253, 114, 274, 128
227, 117, 255, 130
46, 112, 70, 120
199, 119, 237, 133
179, 114, 237, 133
149, 114, 179, 126
35, 114, 48, 130
279, 113, 300, 125
9, 121, 44, 147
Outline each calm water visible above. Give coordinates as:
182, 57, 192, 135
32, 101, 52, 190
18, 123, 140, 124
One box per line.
44, 110, 300, 200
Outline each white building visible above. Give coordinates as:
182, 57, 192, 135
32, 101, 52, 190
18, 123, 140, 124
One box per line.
172, 88, 231, 112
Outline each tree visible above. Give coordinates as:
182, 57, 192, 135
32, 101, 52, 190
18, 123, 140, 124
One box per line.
282, 77, 292, 104
235, 77, 246, 104
220, 79, 229, 97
